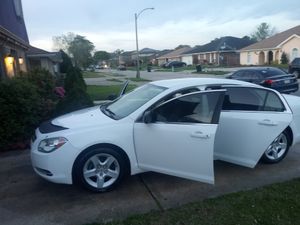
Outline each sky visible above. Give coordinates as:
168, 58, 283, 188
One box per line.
22, 0, 300, 52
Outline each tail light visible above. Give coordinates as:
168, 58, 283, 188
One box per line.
264, 79, 273, 85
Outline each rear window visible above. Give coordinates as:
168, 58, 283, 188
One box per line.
258, 68, 286, 77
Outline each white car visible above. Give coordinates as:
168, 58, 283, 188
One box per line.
31, 78, 300, 192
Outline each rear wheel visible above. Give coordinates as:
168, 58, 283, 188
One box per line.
73, 147, 127, 192
261, 131, 291, 164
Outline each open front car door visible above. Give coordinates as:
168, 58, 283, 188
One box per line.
134, 90, 225, 184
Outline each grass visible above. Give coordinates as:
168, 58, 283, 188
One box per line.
193, 70, 229, 75
155, 65, 196, 72
128, 77, 151, 82
87, 84, 137, 101
83, 71, 106, 78
86, 178, 300, 225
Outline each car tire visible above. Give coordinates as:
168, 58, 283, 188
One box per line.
73, 147, 127, 192
261, 130, 291, 164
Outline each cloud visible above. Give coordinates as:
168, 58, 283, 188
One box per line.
23, 0, 300, 52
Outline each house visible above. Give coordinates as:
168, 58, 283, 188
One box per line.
156, 46, 192, 66
131, 48, 159, 65
240, 25, 300, 65
0, 0, 29, 78
182, 36, 255, 66
27, 46, 62, 75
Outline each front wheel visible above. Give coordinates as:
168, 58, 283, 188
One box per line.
261, 131, 291, 164
73, 148, 127, 192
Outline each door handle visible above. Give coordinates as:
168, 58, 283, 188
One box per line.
258, 119, 278, 126
190, 131, 210, 139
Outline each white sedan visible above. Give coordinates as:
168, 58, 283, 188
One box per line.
31, 78, 300, 192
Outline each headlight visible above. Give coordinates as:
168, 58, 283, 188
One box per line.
38, 137, 68, 153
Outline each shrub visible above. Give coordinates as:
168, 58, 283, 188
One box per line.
0, 69, 60, 150
16, 69, 58, 119
0, 79, 43, 149
281, 52, 289, 64
55, 67, 93, 115
59, 50, 73, 74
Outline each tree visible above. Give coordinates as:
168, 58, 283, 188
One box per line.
68, 35, 95, 68
56, 67, 93, 115
53, 33, 95, 68
175, 45, 190, 50
59, 50, 73, 73
250, 22, 276, 42
280, 52, 289, 64
93, 51, 110, 63
52, 32, 75, 53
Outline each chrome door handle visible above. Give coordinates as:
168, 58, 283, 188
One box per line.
258, 119, 278, 126
190, 131, 210, 139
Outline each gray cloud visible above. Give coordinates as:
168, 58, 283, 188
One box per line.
22, 0, 300, 51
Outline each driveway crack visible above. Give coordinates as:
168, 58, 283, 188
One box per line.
139, 175, 164, 211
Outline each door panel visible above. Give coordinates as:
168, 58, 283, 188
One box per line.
134, 91, 225, 184
134, 123, 218, 183
214, 111, 292, 168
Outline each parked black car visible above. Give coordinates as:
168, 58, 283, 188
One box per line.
288, 57, 300, 78
163, 61, 187, 68
227, 67, 299, 94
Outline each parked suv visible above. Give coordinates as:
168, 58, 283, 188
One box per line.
288, 57, 300, 78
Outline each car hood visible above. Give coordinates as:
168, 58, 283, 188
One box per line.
52, 106, 114, 129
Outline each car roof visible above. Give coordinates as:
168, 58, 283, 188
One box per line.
150, 78, 259, 89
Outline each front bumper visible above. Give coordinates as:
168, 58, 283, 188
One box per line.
31, 130, 79, 184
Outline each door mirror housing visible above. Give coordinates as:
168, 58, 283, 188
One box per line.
143, 111, 154, 124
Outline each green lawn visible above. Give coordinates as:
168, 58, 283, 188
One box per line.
87, 178, 300, 225
193, 70, 229, 75
155, 65, 196, 72
83, 71, 107, 78
87, 84, 137, 101
128, 77, 151, 82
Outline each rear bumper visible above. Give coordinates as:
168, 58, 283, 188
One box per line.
272, 82, 299, 93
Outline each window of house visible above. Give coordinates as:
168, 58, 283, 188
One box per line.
153, 92, 221, 124
222, 87, 285, 112
292, 48, 299, 60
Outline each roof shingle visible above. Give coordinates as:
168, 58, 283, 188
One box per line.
241, 25, 300, 51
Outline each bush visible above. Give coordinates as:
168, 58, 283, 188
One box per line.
55, 67, 93, 115
0, 69, 60, 150
281, 52, 289, 64
16, 69, 57, 118
0, 79, 43, 149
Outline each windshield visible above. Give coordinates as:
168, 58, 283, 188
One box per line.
102, 84, 167, 119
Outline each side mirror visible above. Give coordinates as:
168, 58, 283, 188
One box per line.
143, 111, 154, 124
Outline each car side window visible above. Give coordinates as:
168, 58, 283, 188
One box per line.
153, 92, 221, 124
264, 92, 285, 112
222, 87, 285, 112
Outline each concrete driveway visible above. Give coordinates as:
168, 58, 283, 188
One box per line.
1, 143, 300, 225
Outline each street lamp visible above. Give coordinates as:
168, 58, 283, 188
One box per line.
135, 7, 154, 79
